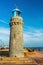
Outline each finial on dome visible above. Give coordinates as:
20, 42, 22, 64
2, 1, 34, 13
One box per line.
12, 5, 22, 16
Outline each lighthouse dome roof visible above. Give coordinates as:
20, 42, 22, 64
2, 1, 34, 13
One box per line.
12, 8, 22, 13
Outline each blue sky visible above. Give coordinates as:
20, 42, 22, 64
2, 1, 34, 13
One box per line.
0, 0, 43, 47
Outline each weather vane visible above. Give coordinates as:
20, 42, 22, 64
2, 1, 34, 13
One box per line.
14, 4, 18, 8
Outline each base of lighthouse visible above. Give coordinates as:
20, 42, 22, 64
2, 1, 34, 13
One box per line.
9, 51, 24, 57
9, 46, 24, 57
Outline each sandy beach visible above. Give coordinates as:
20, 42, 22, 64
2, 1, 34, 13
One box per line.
0, 51, 43, 65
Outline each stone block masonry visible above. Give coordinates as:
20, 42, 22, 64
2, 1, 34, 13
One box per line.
9, 16, 24, 57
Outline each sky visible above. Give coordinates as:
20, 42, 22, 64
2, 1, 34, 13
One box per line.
0, 0, 43, 47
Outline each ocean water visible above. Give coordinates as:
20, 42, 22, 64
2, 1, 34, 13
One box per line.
26, 47, 43, 51
32, 47, 43, 51
38, 47, 43, 51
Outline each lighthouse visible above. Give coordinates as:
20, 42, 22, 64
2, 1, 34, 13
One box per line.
9, 8, 24, 57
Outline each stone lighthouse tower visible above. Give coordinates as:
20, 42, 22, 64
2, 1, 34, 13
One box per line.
9, 8, 24, 57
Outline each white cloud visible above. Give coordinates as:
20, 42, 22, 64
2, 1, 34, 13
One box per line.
24, 26, 43, 47
0, 26, 43, 47
0, 27, 10, 35
0, 27, 10, 46
0, 20, 8, 24
0, 19, 9, 46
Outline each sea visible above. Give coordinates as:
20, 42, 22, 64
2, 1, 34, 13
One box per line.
25, 47, 43, 51
35, 47, 43, 51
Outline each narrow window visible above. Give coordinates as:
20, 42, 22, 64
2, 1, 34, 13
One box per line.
14, 34, 15, 38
